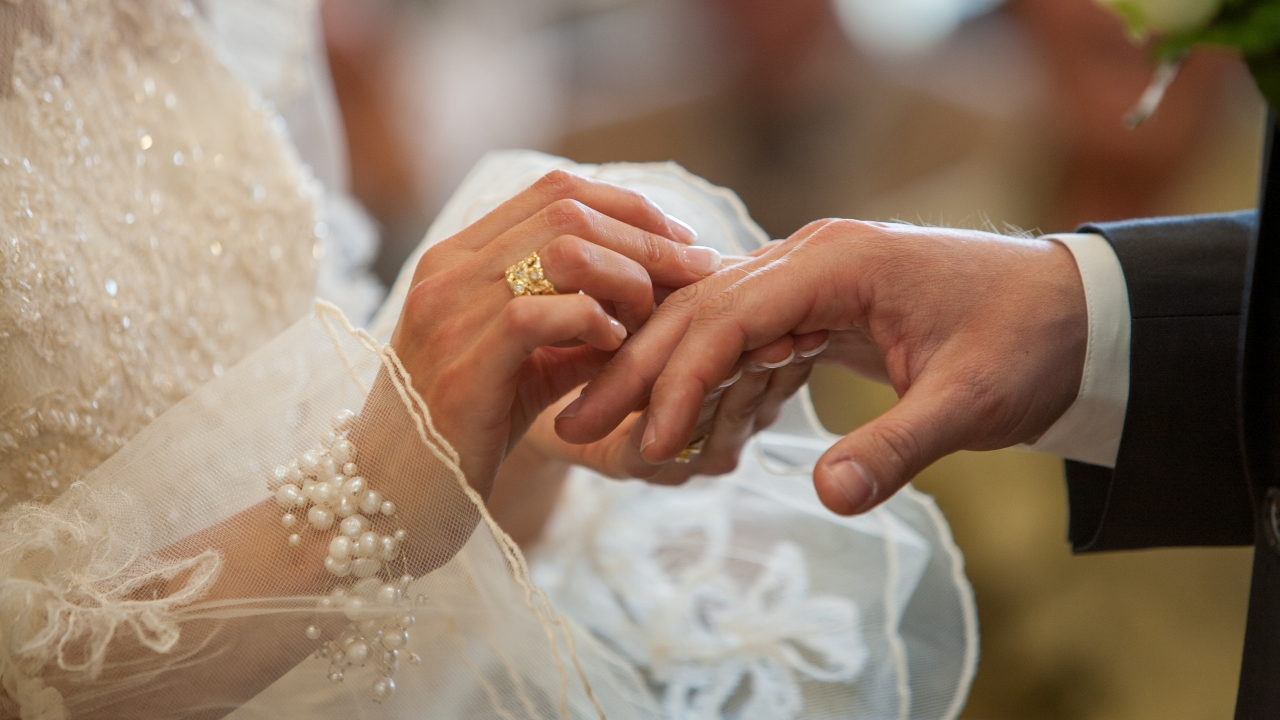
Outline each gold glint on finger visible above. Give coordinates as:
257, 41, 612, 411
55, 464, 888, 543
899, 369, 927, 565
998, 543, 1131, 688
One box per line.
674, 435, 709, 464
505, 252, 558, 297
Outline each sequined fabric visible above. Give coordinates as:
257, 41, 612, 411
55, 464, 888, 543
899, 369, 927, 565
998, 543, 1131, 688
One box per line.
0, 0, 320, 505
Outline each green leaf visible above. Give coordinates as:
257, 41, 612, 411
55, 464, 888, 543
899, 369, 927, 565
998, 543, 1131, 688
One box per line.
1108, 1, 1155, 40
1157, 0, 1280, 58
1248, 53, 1280, 109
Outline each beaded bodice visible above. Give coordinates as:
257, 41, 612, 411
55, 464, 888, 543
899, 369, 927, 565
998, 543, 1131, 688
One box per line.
0, 0, 320, 506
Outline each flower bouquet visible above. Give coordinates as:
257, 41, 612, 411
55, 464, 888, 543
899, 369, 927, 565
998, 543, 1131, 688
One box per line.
1099, 0, 1280, 121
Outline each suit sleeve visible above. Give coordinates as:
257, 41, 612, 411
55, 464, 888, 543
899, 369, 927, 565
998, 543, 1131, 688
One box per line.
1065, 211, 1258, 552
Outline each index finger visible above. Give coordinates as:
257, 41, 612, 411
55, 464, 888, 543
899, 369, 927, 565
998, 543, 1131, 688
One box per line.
553, 262, 758, 444
638, 256, 829, 463
553, 216, 834, 445
488, 199, 721, 290
454, 170, 696, 251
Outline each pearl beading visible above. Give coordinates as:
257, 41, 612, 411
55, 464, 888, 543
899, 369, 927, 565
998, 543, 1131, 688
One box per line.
271, 409, 420, 703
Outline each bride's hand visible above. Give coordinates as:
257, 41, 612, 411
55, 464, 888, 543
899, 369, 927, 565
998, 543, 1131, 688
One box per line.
389, 170, 719, 496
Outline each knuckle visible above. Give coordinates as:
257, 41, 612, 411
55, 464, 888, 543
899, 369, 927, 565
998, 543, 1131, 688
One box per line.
402, 271, 451, 325
543, 235, 593, 274
502, 296, 543, 335
544, 198, 591, 232
667, 280, 713, 311
412, 244, 449, 281
535, 169, 582, 198
631, 190, 666, 221
700, 286, 740, 320
638, 231, 666, 266
804, 220, 853, 248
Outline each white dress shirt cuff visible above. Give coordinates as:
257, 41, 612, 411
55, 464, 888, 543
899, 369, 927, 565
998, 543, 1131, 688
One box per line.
1017, 233, 1131, 468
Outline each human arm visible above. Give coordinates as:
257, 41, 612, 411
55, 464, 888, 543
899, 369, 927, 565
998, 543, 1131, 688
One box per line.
1063, 212, 1255, 551
555, 218, 1089, 514
2, 171, 713, 718
557, 210, 1260, 549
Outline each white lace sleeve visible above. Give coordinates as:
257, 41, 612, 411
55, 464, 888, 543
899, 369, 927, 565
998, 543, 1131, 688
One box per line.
1, 302, 665, 720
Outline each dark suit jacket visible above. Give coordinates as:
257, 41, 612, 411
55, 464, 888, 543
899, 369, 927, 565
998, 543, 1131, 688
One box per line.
1061, 129, 1280, 717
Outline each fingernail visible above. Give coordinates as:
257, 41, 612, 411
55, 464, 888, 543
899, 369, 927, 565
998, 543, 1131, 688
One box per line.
755, 349, 795, 370
797, 338, 830, 359
718, 368, 743, 389
829, 460, 877, 514
679, 245, 722, 275
640, 415, 658, 453
609, 317, 627, 342
668, 215, 698, 243
556, 394, 584, 421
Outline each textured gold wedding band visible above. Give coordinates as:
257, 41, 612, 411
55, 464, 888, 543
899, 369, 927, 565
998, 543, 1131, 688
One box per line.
505, 252, 558, 297
674, 435, 709, 464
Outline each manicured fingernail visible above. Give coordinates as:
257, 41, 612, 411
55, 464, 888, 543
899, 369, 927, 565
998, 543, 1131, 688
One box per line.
679, 245, 722, 275
797, 338, 830, 359
718, 368, 743, 388
556, 394, 584, 421
668, 215, 698, 243
609, 317, 627, 342
641, 415, 658, 453
829, 460, 876, 514
755, 349, 795, 370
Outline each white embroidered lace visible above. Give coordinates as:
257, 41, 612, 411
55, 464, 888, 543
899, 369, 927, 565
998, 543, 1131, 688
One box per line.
0, 0, 319, 507
531, 478, 868, 720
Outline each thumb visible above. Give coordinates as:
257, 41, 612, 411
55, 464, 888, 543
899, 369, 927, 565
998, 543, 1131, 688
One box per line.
814, 387, 965, 515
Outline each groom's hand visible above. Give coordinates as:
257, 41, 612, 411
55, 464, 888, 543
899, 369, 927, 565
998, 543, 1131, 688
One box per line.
528, 328, 827, 483
556, 219, 1089, 515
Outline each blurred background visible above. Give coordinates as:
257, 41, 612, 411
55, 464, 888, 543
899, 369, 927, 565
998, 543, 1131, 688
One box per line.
318, 0, 1264, 716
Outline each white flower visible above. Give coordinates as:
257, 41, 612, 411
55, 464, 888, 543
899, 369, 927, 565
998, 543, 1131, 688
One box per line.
1098, 0, 1225, 36
647, 542, 867, 720
530, 479, 868, 720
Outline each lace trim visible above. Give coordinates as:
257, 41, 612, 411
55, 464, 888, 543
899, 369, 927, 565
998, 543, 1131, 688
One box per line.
0, 484, 221, 720
533, 479, 867, 720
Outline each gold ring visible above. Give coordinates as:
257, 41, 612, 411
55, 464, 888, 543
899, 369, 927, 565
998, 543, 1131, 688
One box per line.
505, 252, 558, 297
674, 435, 708, 464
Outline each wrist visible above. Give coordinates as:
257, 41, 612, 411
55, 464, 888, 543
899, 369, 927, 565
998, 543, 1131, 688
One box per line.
486, 440, 570, 547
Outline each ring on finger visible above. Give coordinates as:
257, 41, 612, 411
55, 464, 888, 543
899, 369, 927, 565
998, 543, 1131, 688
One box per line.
506, 251, 558, 297
674, 434, 709, 464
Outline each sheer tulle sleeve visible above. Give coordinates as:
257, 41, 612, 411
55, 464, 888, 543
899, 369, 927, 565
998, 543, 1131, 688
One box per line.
0, 303, 658, 720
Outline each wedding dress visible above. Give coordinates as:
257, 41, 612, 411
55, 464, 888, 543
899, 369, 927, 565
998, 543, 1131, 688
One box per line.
0, 2, 977, 719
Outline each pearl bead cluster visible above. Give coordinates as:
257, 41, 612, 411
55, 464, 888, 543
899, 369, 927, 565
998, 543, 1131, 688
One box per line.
271, 410, 418, 703
272, 410, 400, 574
309, 577, 425, 703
